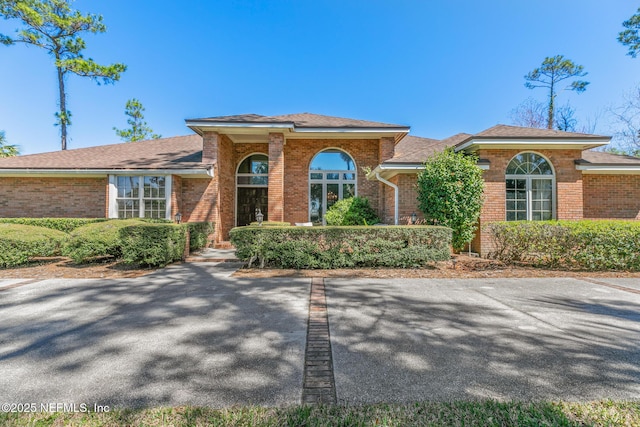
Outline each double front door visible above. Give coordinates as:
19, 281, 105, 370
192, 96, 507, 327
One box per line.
237, 187, 268, 226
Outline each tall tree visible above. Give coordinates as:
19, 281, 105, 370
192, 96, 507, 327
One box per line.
524, 55, 589, 129
0, 131, 19, 157
510, 98, 546, 129
0, 0, 126, 150
618, 7, 640, 57
610, 85, 640, 157
113, 98, 161, 142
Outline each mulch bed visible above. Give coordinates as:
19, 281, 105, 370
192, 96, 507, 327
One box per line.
232, 254, 640, 279
0, 257, 154, 279
2, 254, 639, 280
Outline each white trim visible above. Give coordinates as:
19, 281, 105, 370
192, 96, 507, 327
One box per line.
293, 127, 408, 133
108, 175, 118, 218
455, 138, 609, 152
577, 165, 640, 174
505, 152, 556, 221
186, 121, 294, 129
366, 162, 490, 181
110, 174, 172, 219
308, 148, 358, 224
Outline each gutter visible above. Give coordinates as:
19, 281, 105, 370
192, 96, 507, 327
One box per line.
374, 172, 398, 225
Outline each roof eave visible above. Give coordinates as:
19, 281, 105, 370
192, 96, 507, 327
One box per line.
455, 138, 610, 152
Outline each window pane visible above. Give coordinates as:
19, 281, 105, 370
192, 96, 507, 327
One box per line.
343, 183, 355, 199
310, 150, 355, 171
506, 212, 516, 221
343, 173, 356, 180
237, 175, 268, 186
506, 201, 515, 211
144, 176, 165, 198
310, 173, 322, 180
117, 199, 139, 218
144, 200, 166, 219
517, 211, 527, 221
238, 154, 268, 174
326, 184, 339, 211
310, 184, 323, 223
117, 176, 139, 198
326, 173, 339, 180
506, 153, 553, 175
517, 201, 526, 211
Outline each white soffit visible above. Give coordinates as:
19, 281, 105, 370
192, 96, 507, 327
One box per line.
456, 138, 609, 152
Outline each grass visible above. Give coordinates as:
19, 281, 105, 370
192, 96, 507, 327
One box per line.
1, 401, 639, 427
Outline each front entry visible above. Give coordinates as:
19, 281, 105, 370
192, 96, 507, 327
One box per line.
236, 187, 268, 226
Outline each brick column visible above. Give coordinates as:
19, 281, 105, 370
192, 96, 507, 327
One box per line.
268, 133, 285, 221
379, 137, 395, 163
202, 131, 219, 165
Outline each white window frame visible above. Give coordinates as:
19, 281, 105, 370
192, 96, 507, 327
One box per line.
308, 148, 357, 224
108, 175, 172, 219
505, 152, 556, 221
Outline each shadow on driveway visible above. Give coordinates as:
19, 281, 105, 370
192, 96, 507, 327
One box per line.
326, 277, 640, 403
0, 263, 309, 408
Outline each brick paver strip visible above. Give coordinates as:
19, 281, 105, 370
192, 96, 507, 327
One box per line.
581, 277, 640, 295
301, 277, 337, 405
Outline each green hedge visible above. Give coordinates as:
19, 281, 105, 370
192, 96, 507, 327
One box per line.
187, 222, 214, 250
62, 219, 142, 263
248, 221, 291, 227
487, 220, 640, 271
0, 224, 68, 267
230, 226, 452, 269
325, 197, 380, 226
0, 218, 107, 233
120, 223, 186, 267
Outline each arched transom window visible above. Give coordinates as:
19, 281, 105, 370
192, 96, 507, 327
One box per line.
309, 149, 356, 224
505, 152, 554, 221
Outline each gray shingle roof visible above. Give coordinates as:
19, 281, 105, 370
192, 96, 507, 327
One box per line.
188, 112, 407, 129
0, 135, 203, 170
580, 150, 640, 165
472, 124, 609, 140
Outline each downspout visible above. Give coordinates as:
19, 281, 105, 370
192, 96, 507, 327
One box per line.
375, 172, 398, 225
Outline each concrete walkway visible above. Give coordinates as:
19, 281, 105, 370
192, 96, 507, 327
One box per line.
185, 248, 239, 262
1, 267, 639, 408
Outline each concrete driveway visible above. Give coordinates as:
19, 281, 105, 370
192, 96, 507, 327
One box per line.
0, 263, 309, 408
1, 267, 639, 408
326, 277, 640, 403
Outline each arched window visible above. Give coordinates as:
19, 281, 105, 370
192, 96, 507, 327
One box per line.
309, 149, 356, 224
236, 154, 268, 226
505, 152, 554, 221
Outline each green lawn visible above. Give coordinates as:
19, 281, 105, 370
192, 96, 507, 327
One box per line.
1, 401, 638, 427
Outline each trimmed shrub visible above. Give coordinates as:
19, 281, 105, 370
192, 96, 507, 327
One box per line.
187, 222, 214, 251
62, 219, 142, 263
249, 221, 291, 227
487, 220, 640, 271
417, 147, 484, 252
0, 223, 68, 267
230, 226, 452, 269
325, 197, 380, 226
120, 223, 186, 267
0, 218, 107, 233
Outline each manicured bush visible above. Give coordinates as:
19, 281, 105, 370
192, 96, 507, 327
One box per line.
0, 218, 107, 233
119, 223, 186, 267
417, 148, 484, 252
187, 222, 214, 250
0, 223, 68, 267
248, 221, 291, 227
324, 197, 380, 226
487, 220, 640, 271
62, 219, 142, 263
230, 226, 452, 269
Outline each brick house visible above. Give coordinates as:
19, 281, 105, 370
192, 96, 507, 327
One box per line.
1, 112, 639, 255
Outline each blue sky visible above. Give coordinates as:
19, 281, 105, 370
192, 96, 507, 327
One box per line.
1, 0, 639, 154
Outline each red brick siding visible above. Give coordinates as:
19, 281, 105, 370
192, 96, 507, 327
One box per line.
282, 139, 382, 225
268, 133, 285, 222
475, 149, 584, 255
0, 177, 107, 218
382, 175, 419, 224
170, 175, 182, 220
583, 174, 640, 219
